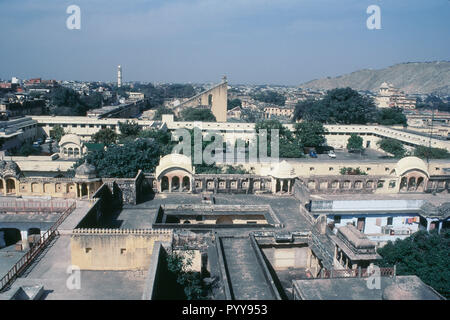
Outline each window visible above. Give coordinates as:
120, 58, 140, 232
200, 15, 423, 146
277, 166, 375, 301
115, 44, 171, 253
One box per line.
329, 167, 334, 171
120, 248, 126, 254
89, 124, 94, 128
85, 248, 92, 253
334, 216, 341, 224
385, 167, 390, 172
366, 168, 371, 171
310, 167, 314, 171
387, 217, 393, 225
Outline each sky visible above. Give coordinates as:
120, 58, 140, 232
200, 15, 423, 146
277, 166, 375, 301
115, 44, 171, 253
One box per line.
0, 0, 449, 85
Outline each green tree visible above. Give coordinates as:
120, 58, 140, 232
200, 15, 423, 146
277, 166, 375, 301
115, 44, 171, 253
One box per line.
294, 121, 327, 148
377, 230, 450, 298
347, 133, 364, 151
50, 124, 65, 142
74, 139, 163, 178
154, 106, 175, 120
377, 107, 407, 126
17, 142, 41, 156
118, 120, 141, 137
252, 91, 286, 106
227, 98, 242, 110
180, 108, 216, 122
377, 138, 406, 158
294, 88, 378, 124
414, 146, 450, 159
255, 120, 304, 158
92, 128, 118, 145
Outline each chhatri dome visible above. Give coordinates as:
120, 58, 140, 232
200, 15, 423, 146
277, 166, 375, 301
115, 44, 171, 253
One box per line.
75, 160, 98, 180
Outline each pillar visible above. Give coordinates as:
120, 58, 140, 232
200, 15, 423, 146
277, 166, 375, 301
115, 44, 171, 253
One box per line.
179, 176, 183, 193
87, 184, 91, 199
288, 179, 291, 193
168, 177, 172, 193
438, 221, 443, 234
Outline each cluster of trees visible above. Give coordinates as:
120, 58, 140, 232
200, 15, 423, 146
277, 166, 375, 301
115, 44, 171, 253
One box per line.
294, 88, 407, 126
416, 95, 450, 113
377, 230, 450, 298
49, 86, 103, 116
339, 167, 367, 175
252, 90, 286, 106
227, 98, 242, 110
377, 138, 406, 158
414, 146, 450, 159
10, 142, 41, 156
180, 108, 216, 122
253, 119, 327, 158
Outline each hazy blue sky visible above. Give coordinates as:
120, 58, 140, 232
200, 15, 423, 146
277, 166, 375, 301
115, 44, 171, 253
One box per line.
0, 0, 448, 85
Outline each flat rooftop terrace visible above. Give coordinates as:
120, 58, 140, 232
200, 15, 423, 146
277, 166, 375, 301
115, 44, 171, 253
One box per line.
109, 194, 310, 234
0, 235, 146, 300
310, 192, 450, 206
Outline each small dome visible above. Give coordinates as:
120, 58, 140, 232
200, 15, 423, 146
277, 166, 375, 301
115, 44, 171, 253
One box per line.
270, 160, 296, 179
395, 157, 429, 177
59, 134, 82, 147
155, 153, 193, 179
0, 160, 21, 178
75, 161, 97, 179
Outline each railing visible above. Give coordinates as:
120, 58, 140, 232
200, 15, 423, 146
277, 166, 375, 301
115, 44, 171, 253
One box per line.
0, 202, 76, 291
320, 266, 395, 279
0, 200, 74, 213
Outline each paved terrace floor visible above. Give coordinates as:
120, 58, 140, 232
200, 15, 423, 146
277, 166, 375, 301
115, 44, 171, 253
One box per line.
310, 192, 450, 206
5, 235, 146, 300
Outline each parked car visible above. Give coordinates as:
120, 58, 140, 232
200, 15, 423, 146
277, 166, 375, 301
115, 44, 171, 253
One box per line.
309, 150, 318, 158
32, 141, 40, 147
45, 138, 53, 143
328, 150, 336, 158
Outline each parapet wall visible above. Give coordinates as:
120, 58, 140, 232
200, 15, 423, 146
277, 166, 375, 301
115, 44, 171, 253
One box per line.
71, 228, 173, 270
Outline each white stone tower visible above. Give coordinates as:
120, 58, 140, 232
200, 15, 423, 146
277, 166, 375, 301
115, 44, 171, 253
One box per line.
117, 65, 122, 88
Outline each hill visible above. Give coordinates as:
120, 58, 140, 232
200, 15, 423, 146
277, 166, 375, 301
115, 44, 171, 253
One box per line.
300, 61, 450, 95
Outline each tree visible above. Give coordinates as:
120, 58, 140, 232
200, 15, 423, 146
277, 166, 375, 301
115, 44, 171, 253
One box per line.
377, 107, 407, 126
377, 138, 406, 158
294, 121, 327, 148
347, 133, 363, 151
255, 120, 304, 158
180, 108, 216, 122
74, 139, 163, 178
414, 146, 450, 159
377, 230, 450, 298
252, 91, 286, 106
92, 128, 118, 145
154, 106, 175, 120
227, 98, 242, 110
16, 142, 41, 156
118, 120, 141, 137
166, 250, 209, 300
50, 124, 65, 142
293, 88, 378, 124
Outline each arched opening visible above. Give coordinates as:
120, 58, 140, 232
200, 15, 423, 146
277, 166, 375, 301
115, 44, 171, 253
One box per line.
81, 183, 88, 197
408, 177, 416, 191
63, 147, 67, 156
417, 177, 425, 192
208, 94, 213, 106
276, 179, 281, 193
183, 220, 191, 224
68, 147, 74, 157
74, 148, 80, 157
0, 228, 21, 248
0, 180, 3, 193
282, 180, 289, 192
216, 216, 233, 225
400, 177, 408, 191
172, 176, 180, 192
161, 176, 169, 192
182, 176, 190, 191
6, 179, 16, 194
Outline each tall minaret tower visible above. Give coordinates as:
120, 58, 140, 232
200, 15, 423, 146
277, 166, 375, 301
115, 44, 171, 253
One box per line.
117, 65, 122, 88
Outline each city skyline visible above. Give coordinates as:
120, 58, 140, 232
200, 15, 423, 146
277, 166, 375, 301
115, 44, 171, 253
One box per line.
0, 0, 449, 85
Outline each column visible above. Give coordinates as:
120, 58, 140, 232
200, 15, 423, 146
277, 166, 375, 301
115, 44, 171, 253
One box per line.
288, 179, 291, 193
168, 177, 172, 193
87, 184, 91, 199
179, 176, 183, 193
21, 230, 29, 249
438, 221, 443, 234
